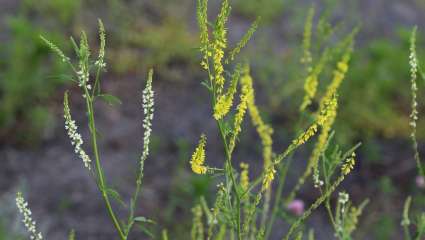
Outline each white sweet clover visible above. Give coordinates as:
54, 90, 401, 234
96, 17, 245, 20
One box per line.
16, 192, 43, 240
95, 19, 106, 69
409, 27, 418, 130
338, 191, 349, 213
64, 94, 92, 169
141, 69, 154, 162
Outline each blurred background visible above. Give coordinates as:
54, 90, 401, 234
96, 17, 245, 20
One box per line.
1, 0, 425, 239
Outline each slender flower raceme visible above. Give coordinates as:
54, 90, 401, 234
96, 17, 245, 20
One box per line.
242, 66, 274, 169
64, 92, 92, 170
240, 162, 250, 191
213, 69, 240, 120
141, 69, 154, 162
76, 32, 91, 91
262, 166, 276, 192
409, 26, 424, 176
95, 19, 106, 69
16, 192, 43, 240
293, 43, 352, 193
301, 6, 314, 66
190, 134, 208, 174
39, 36, 70, 64
197, 0, 210, 71
341, 152, 356, 175
212, 0, 230, 94
229, 80, 251, 152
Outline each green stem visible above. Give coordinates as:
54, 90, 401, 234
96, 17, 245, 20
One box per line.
264, 157, 292, 239
85, 90, 126, 240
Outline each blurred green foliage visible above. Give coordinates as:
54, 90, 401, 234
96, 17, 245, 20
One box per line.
0, 0, 79, 145
234, 0, 284, 21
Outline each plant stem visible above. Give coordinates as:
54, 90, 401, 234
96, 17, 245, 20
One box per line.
85, 90, 126, 240
264, 157, 292, 239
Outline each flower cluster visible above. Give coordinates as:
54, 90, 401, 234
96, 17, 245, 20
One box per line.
408, 27, 424, 177
39, 36, 70, 63
313, 166, 324, 188
95, 19, 106, 69
213, 69, 240, 120
341, 152, 356, 175
227, 17, 260, 63
190, 134, 208, 174
292, 124, 318, 147
77, 64, 91, 90
262, 166, 276, 192
76, 32, 92, 91
287, 199, 305, 216
212, 0, 230, 94
242, 67, 274, 169
191, 204, 205, 239
240, 162, 250, 191
229, 81, 251, 152
196, 0, 210, 70
141, 69, 154, 162
300, 75, 318, 111
300, 6, 314, 65
64, 93, 92, 169
16, 192, 43, 240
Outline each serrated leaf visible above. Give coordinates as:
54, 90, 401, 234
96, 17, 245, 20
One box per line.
98, 94, 122, 106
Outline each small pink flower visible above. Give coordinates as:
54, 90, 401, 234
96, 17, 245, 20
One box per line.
287, 199, 304, 216
416, 175, 425, 189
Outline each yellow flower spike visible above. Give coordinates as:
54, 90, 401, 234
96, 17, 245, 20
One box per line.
261, 166, 276, 192
240, 162, 249, 191
341, 152, 356, 175
212, 0, 230, 94
301, 6, 315, 65
197, 0, 210, 71
214, 95, 233, 120
213, 69, 240, 120
292, 124, 318, 147
229, 83, 251, 152
190, 134, 208, 174
337, 62, 348, 73
240, 65, 274, 169
300, 75, 318, 111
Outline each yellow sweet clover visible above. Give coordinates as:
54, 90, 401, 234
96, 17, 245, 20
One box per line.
262, 166, 276, 192
292, 124, 318, 147
240, 162, 249, 191
299, 49, 330, 112
190, 134, 208, 174
229, 81, 251, 152
305, 44, 352, 188
319, 45, 352, 111
214, 95, 233, 120
213, 69, 240, 120
196, 0, 211, 71
341, 152, 356, 175
212, 0, 230, 94
227, 17, 260, 63
301, 6, 314, 65
300, 75, 318, 111
191, 204, 204, 239
241, 66, 274, 169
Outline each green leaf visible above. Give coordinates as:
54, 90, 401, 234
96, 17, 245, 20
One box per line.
106, 188, 127, 208
98, 94, 122, 106
138, 224, 155, 238
134, 216, 156, 224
